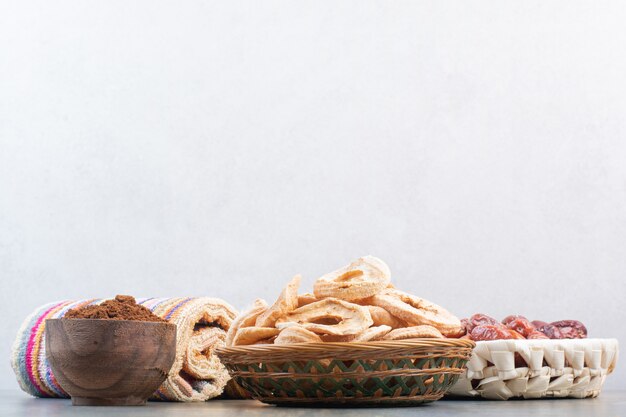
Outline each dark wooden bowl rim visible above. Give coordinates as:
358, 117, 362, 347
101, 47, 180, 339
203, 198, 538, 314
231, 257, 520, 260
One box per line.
49, 318, 176, 328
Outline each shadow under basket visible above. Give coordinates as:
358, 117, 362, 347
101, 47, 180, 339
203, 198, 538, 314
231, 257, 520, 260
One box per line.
216, 338, 475, 407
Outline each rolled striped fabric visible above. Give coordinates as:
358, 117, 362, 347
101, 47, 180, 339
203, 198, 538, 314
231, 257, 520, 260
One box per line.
11, 297, 238, 401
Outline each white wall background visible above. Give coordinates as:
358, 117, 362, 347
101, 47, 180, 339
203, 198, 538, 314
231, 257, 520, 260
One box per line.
1, 0, 625, 392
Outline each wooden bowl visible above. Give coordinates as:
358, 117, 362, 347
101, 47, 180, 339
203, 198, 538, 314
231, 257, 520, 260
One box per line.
45, 318, 176, 406
217, 338, 475, 407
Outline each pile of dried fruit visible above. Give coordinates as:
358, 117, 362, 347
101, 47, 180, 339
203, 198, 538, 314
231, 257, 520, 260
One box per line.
461, 314, 587, 341
225, 256, 464, 345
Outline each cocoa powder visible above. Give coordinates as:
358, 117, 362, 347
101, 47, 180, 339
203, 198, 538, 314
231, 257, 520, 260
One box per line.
64, 295, 166, 322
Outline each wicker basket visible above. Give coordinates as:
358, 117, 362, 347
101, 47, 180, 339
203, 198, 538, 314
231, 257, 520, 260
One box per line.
216, 339, 475, 407
447, 338, 619, 400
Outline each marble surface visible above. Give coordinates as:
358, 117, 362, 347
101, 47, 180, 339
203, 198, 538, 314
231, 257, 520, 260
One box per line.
1, 390, 624, 417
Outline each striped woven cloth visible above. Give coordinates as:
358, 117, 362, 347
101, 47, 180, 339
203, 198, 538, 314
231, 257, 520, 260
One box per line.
11, 297, 238, 401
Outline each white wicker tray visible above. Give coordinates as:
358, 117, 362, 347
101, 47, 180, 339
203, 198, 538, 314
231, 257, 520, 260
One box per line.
447, 338, 618, 400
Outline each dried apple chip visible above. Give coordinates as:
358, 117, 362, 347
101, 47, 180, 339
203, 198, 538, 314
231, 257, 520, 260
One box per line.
313, 256, 391, 301
255, 275, 301, 327
276, 298, 373, 336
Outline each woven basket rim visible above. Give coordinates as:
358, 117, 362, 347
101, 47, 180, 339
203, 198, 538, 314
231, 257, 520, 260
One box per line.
218, 338, 475, 357
219, 339, 474, 405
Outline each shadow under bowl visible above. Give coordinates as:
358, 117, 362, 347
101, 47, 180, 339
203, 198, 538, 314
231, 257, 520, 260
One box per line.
46, 318, 176, 406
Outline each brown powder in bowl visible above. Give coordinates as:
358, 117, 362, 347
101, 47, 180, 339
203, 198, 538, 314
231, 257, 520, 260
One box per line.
64, 295, 166, 322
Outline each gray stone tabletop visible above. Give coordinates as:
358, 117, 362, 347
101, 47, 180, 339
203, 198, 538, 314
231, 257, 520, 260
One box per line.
1, 389, 623, 417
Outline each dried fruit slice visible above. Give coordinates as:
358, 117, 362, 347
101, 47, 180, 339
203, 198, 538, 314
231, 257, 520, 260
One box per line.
255, 275, 301, 327
275, 298, 373, 336
275, 327, 322, 345
313, 256, 391, 301
232, 327, 280, 346
367, 305, 406, 328
353, 325, 392, 342
225, 299, 268, 346
297, 293, 318, 307
253, 337, 278, 345
382, 325, 444, 340
320, 334, 357, 342
370, 289, 463, 337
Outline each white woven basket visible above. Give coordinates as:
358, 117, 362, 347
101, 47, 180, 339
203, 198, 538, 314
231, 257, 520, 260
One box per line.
447, 338, 618, 400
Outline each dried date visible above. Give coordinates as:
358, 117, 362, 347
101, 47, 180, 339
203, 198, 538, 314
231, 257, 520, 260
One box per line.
527, 330, 550, 339
531, 320, 549, 329
465, 314, 588, 340
468, 314, 502, 333
505, 317, 535, 338
502, 315, 528, 325
550, 320, 587, 339
460, 318, 471, 335
533, 322, 563, 339
508, 329, 526, 339
470, 325, 512, 341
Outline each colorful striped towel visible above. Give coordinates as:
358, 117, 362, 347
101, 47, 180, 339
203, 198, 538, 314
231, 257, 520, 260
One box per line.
11, 297, 238, 402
